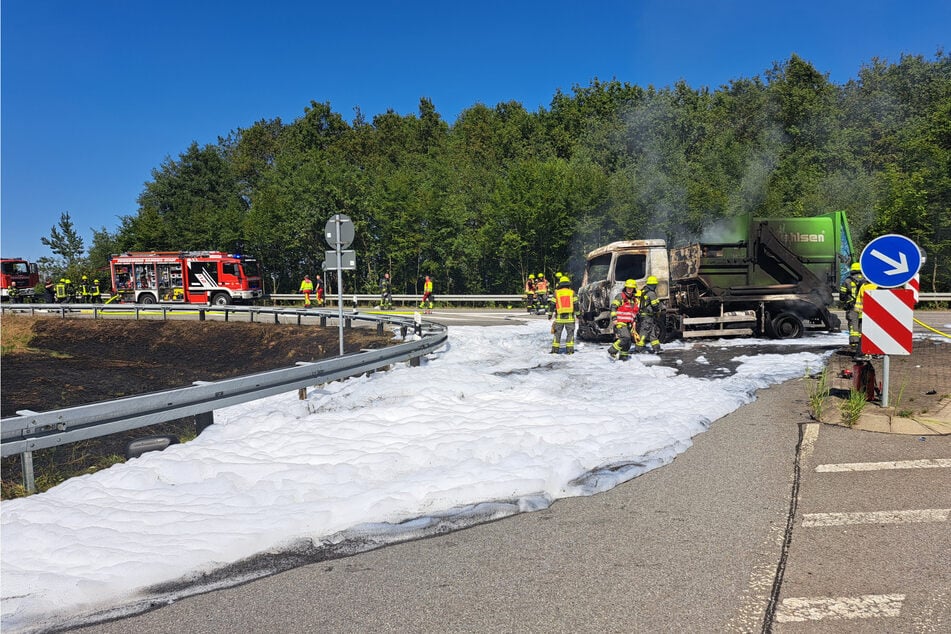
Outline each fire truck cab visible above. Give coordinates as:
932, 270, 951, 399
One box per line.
110, 251, 263, 306
1, 258, 40, 301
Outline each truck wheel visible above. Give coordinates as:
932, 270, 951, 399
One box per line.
211, 292, 232, 306
769, 312, 803, 339
138, 293, 157, 305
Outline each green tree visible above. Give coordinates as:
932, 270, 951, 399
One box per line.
40, 212, 86, 277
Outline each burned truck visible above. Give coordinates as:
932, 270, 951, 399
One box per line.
576, 211, 854, 341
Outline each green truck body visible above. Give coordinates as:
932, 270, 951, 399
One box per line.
576, 211, 855, 341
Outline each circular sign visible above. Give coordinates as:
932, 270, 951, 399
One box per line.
324, 214, 355, 249
859, 234, 922, 288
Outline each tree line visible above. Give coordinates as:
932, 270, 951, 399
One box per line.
44, 52, 951, 295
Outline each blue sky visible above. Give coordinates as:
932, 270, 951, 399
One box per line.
2, 0, 947, 263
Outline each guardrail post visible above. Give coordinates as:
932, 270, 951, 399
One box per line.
275, 312, 280, 325
345, 317, 352, 329
377, 322, 384, 335
400, 325, 408, 338
320, 316, 327, 327
297, 314, 302, 326
225, 309, 230, 322
195, 411, 214, 434
410, 356, 421, 367
199, 309, 206, 321
21, 451, 36, 494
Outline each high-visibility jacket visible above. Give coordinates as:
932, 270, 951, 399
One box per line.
55, 281, 68, 299
424, 279, 433, 294
299, 279, 314, 293
854, 281, 877, 316
611, 291, 639, 324
550, 286, 578, 323
639, 287, 661, 316
535, 278, 549, 294
840, 273, 864, 308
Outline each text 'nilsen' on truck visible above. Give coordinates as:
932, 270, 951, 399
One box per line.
576, 211, 854, 342
109, 251, 263, 306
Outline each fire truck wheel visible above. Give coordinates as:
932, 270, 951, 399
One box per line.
138, 293, 157, 305
211, 292, 232, 306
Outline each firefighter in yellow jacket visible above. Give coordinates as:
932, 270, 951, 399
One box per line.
547, 275, 579, 354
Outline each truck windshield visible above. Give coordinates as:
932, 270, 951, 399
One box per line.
241, 260, 260, 278
2, 262, 29, 275
586, 254, 612, 282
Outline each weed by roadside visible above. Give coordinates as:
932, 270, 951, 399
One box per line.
840, 389, 868, 427
806, 367, 831, 421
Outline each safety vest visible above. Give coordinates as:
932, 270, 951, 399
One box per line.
553, 287, 576, 321
840, 274, 863, 307
535, 278, 549, 294
299, 279, 314, 293
613, 292, 639, 324
424, 279, 433, 294
55, 281, 67, 299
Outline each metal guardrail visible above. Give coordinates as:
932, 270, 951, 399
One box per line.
1, 304, 448, 492
268, 293, 525, 305
919, 292, 951, 302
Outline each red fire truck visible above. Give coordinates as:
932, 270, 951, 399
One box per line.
1, 257, 40, 301
109, 251, 264, 305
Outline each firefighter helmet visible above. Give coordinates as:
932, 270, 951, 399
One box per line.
646, 275, 658, 285
559, 275, 570, 284
850, 262, 862, 272
82, 275, 88, 280
528, 274, 535, 280
625, 279, 637, 288
538, 273, 545, 278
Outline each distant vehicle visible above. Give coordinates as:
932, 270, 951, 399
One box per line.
109, 251, 264, 306
576, 211, 855, 341
1, 257, 40, 301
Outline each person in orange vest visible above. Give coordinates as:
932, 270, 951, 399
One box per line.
314, 274, 325, 306
534, 272, 549, 313
608, 279, 640, 361
547, 275, 579, 354
299, 275, 314, 307
420, 275, 434, 313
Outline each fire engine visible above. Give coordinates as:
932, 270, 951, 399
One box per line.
109, 251, 264, 305
1, 257, 40, 301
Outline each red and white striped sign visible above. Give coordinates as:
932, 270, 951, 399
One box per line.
905, 273, 920, 304
862, 289, 915, 355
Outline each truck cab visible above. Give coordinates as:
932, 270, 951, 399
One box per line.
576, 240, 670, 341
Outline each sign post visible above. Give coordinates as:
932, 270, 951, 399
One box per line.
324, 214, 355, 356
859, 234, 923, 408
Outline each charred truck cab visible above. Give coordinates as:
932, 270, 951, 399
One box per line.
576, 211, 854, 342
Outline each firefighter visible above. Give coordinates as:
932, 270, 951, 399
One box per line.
55, 278, 70, 303
44, 278, 55, 303
524, 274, 537, 313
548, 275, 579, 354
299, 275, 314, 307
79, 275, 91, 303
7, 281, 19, 303
91, 279, 102, 303
420, 275, 434, 313
853, 278, 878, 357
535, 273, 549, 313
636, 275, 664, 354
840, 262, 865, 350
315, 275, 325, 306
608, 279, 640, 360
380, 273, 393, 310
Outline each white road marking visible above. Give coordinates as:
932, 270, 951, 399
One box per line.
802, 508, 950, 527
816, 458, 951, 472
800, 423, 819, 460
775, 593, 905, 622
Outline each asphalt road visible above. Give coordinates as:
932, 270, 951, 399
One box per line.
71, 310, 951, 633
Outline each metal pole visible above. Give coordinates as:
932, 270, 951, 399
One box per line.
21, 451, 35, 494
335, 217, 345, 356
881, 355, 890, 407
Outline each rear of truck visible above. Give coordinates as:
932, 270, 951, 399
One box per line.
669, 211, 854, 338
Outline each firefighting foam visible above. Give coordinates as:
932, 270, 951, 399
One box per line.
1, 320, 845, 632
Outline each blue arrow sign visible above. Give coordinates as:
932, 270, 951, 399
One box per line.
859, 234, 922, 287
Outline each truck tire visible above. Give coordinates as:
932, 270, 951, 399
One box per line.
768, 312, 804, 339
211, 292, 232, 306
138, 293, 156, 305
